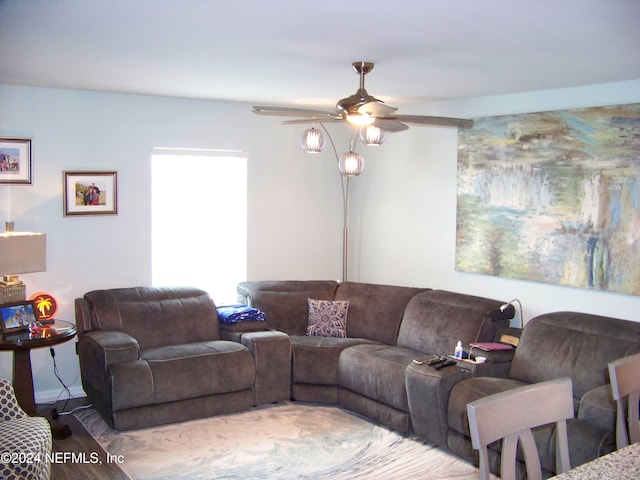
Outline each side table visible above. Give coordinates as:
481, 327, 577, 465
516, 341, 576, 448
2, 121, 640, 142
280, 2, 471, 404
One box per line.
0, 320, 77, 415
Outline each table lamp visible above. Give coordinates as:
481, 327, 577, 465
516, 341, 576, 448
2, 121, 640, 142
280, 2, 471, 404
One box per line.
0, 222, 46, 304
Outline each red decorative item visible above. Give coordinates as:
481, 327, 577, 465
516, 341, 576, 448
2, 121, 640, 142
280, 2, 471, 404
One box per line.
29, 292, 58, 322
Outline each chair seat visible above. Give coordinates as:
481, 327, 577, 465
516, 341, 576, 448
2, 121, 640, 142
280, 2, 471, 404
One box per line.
0, 414, 52, 480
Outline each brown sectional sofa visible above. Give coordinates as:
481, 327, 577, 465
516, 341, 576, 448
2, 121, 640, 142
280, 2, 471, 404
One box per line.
75, 281, 640, 478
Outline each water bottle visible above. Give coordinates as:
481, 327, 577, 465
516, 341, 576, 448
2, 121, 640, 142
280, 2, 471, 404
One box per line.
454, 340, 463, 359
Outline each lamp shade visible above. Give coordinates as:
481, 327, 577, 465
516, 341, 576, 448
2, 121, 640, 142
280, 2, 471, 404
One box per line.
338, 151, 365, 176
359, 124, 387, 146
0, 232, 47, 276
300, 127, 326, 153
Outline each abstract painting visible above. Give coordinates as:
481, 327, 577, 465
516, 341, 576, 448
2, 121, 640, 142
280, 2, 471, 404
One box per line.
456, 103, 640, 296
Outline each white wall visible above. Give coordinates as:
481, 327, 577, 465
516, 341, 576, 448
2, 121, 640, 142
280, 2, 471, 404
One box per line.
0, 84, 347, 400
1, 79, 639, 402
350, 79, 640, 324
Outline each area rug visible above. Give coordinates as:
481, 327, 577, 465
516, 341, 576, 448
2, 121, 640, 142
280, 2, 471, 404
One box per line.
75, 401, 489, 480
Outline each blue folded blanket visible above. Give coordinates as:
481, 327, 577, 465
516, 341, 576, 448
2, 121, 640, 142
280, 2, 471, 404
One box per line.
216, 304, 266, 324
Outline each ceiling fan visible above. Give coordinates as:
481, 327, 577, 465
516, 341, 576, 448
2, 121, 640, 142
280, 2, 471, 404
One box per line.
252, 61, 473, 131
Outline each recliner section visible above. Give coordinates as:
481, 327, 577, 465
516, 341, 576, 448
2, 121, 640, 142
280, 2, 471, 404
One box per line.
76, 286, 258, 431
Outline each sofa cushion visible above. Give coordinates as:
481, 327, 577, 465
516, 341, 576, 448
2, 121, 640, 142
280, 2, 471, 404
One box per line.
110, 340, 255, 410
84, 286, 220, 350
334, 282, 428, 345
237, 281, 338, 336
306, 299, 349, 338
578, 384, 616, 432
338, 344, 419, 412
292, 335, 378, 385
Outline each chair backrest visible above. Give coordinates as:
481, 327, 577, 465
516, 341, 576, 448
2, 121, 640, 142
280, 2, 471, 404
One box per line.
466, 377, 574, 480
608, 352, 640, 449
0, 378, 27, 421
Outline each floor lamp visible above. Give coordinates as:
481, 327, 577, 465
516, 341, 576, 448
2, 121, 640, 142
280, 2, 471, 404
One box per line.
300, 123, 385, 281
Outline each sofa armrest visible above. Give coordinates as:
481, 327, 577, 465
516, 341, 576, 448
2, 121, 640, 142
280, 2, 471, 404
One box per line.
78, 331, 140, 370
405, 363, 468, 448
74, 297, 92, 338
219, 320, 270, 342
468, 348, 515, 376
77, 330, 140, 402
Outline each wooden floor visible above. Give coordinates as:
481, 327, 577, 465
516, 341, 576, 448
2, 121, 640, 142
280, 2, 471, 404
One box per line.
36, 398, 129, 480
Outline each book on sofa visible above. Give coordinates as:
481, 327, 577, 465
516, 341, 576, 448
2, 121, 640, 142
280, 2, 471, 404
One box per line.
469, 342, 514, 351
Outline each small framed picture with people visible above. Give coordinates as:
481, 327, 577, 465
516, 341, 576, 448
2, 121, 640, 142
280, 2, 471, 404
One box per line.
63, 170, 118, 216
0, 137, 32, 185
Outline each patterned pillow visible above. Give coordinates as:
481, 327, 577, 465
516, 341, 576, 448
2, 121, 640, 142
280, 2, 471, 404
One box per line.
306, 299, 349, 338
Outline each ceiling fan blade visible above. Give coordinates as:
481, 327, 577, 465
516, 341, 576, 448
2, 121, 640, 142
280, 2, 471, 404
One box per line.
358, 101, 398, 117
393, 114, 474, 129
373, 118, 409, 132
252, 106, 340, 119
281, 117, 345, 125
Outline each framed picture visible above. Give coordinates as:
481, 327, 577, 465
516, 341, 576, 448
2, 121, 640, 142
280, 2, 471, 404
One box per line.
0, 300, 39, 333
63, 170, 118, 216
0, 137, 32, 185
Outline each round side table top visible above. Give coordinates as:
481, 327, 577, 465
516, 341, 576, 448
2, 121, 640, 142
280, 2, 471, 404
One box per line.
0, 320, 77, 350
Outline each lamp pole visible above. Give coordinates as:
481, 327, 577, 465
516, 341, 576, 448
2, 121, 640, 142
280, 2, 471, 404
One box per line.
320, 123, 351, 282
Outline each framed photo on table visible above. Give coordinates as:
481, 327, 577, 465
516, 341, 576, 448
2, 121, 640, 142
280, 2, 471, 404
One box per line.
63, 170, 118, 216
0, 301, 39, 333
0, 137, 32, 185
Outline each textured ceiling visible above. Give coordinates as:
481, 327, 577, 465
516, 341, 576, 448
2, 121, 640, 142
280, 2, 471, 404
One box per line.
1, 0, 639, 111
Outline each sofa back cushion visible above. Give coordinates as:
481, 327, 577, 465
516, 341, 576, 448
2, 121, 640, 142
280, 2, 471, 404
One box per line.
509, 311, 640, 400
83, 286, 220, 350
397, 290, 512, 354
333, 282, 428, 345
237, 281, 338, 336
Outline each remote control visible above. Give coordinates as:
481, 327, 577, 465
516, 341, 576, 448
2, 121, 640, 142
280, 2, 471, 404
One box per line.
428, 355, 447, 366
434, 360, 457, 370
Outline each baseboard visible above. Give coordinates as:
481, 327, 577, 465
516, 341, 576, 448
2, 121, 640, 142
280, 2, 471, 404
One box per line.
35, 384, 87, 404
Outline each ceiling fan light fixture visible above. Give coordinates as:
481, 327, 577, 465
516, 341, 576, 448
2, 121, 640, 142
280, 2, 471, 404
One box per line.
338, 151, 365, 177
346, 113, 375, 126
359, 124, 387, 146
300, 127, 326, 153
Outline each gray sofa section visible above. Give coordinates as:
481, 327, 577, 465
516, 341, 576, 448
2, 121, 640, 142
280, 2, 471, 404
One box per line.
443, 311, 640, 478
237, 281, 513, 430
76, 286, 257, 430
338, 289, 514, 432
238, 280, 431, 402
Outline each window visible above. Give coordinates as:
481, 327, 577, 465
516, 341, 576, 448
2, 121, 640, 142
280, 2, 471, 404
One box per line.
151, 149, 247, 304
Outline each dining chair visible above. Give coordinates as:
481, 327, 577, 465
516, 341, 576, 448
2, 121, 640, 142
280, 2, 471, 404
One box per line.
466, 377, 574, 480
608, 352, 640, 449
